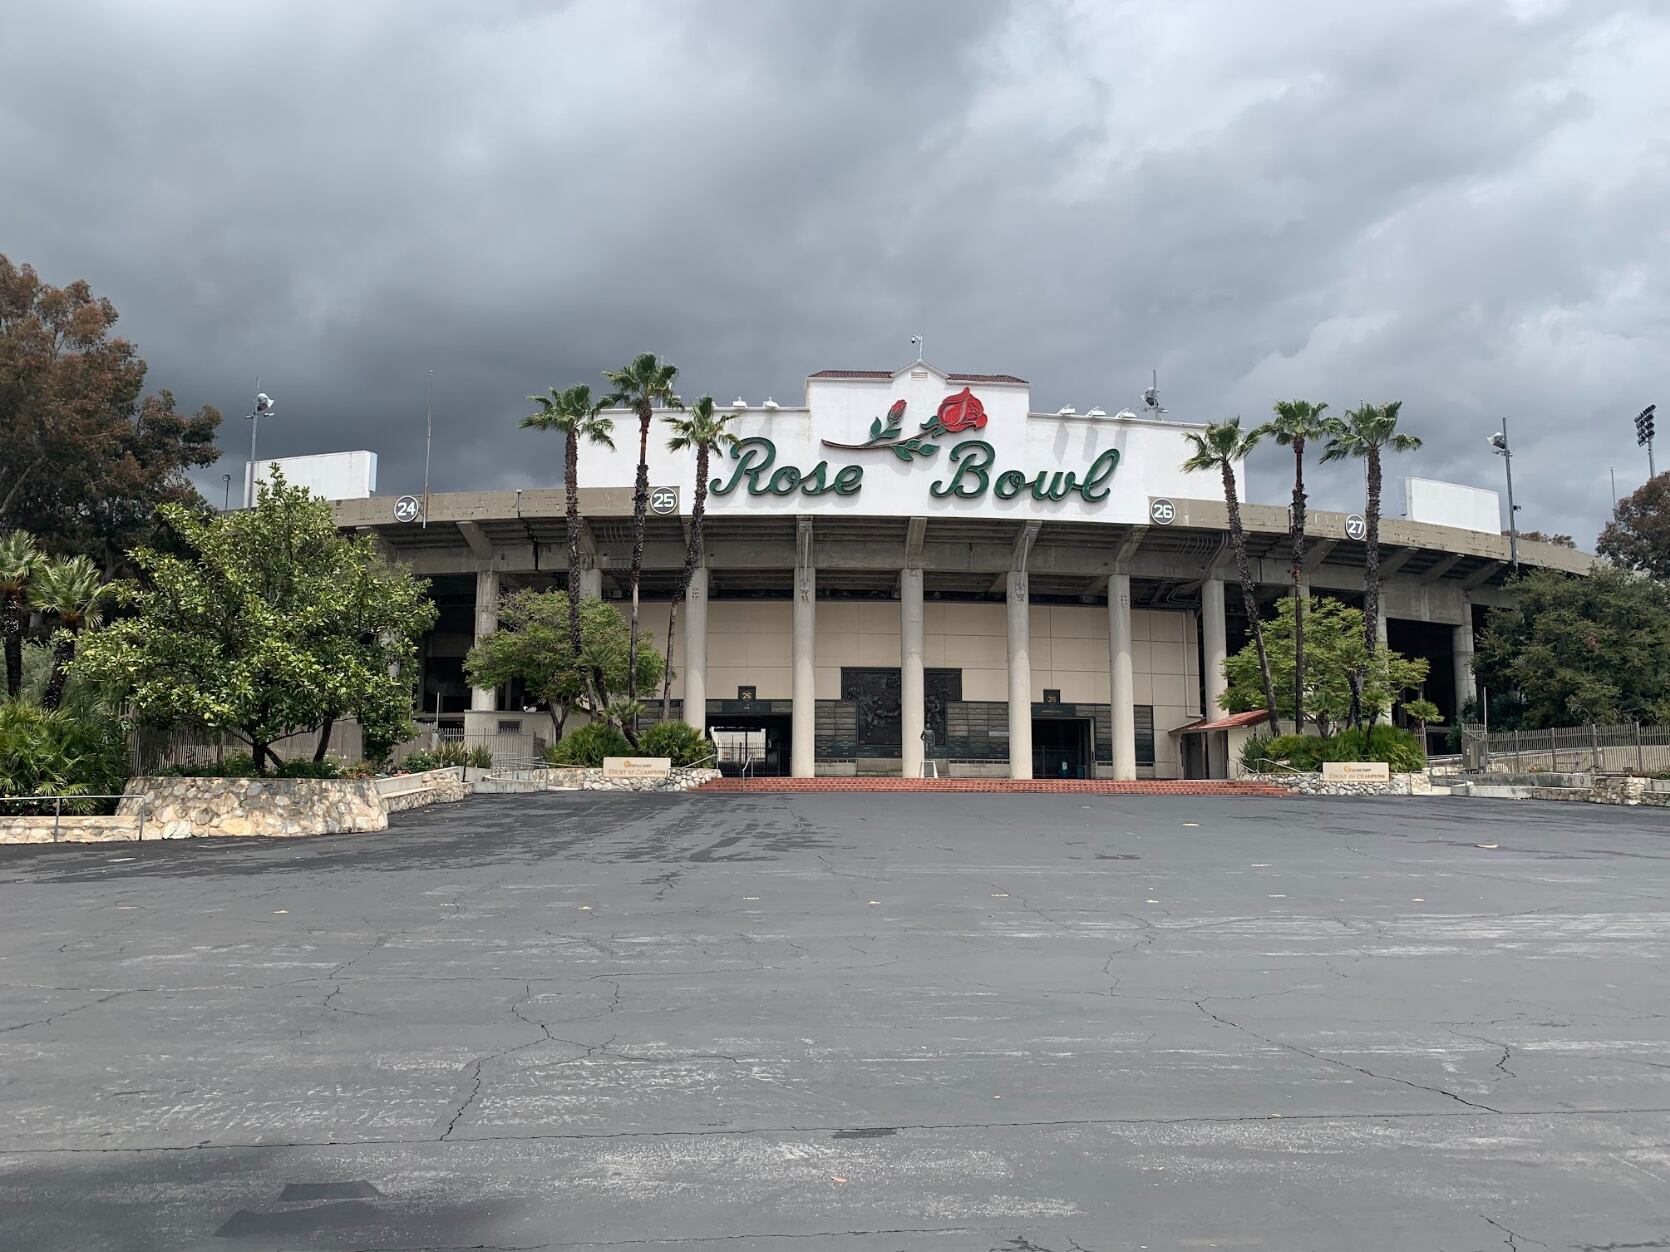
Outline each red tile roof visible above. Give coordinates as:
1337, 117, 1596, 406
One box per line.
808, 369, 1029, 385
1172, 710, 1277, 734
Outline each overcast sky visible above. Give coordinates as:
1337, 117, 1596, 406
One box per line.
5, 0, 1667, 543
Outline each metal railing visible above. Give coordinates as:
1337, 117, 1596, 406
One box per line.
1461, 722, 1670, 775
1, 795, 144, 842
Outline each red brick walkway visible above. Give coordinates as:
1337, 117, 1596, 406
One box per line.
697, 777, 1293, 796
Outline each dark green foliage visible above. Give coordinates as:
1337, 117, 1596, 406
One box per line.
1474, 565, 1670, 728
638, 720, 713, 767
400, 749, 439, 773
546, 722, 632, 767
157, 754, 349, 779
466, 745, 493, 769
1241, 724, 1425, 774
0, 700, 129, 813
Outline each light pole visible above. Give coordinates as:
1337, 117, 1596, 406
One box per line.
1488, 419, 1519, 571
221, 473, 232, 512
1636, 404, 1657, 479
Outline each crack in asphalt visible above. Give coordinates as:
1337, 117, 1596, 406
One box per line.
1482, 1214, 1549, 1250
1195, 999, 1503, 1113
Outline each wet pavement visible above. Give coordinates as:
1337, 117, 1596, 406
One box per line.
2, 791, 1668, 1250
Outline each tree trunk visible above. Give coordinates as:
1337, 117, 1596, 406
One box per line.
251, 739, 270, 773
1362, 445, 1383, 729
264, 744, 285, 772
41, 634, 74, 711
2, 596, 24, 700
661, 600, 677, 722
564, 430, 606, 716
1223, 462, 1281, 735
1291, 439, 1307, 733
313, 717, 334, 763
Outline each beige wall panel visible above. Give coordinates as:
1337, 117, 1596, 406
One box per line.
1153, 674, 1190, 708
1149, 611, 1187, 643
962, 669, 1008, 701
1050, 637, 1104, 671
818, 632, 860, 666
709, 665, 791, 700
819, 602, 862, 634
1132, 672, 1155, 705
944, 632, 1008, 669
945, 603, 1006, 637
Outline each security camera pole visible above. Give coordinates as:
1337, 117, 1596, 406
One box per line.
244, 384, 275, 508
1488, 418, 1518, 571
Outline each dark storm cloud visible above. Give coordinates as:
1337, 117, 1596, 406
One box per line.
3, 0, 1666, 544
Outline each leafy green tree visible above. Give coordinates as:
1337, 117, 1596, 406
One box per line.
75, 473, 435, 771
0, 256, 220, 572
1321, 401, 1422, 726
464, 591, 663, 739
1597, 474, 1670, 579
1472, 565, 1670, 727
1223, 596, 1429, 734
659, 394, 738, 720
28, 555, 109, 711
1258, 400, 1329, 735
0, 700, 128, 813
522, 383, 615, 707
1183, 419, 1281, 732
0, 530, 44, 699
604, 352, 681, 722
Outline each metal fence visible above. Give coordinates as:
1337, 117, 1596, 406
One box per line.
1459, 722, 1670, 775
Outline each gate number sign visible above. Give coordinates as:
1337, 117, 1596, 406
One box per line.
1150, 498, 1176, 525
1345, 513, 1367, 541
650, 486, 679, 516
394, 495, 421, 523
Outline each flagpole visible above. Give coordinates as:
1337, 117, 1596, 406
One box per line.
422, 371, 433, 529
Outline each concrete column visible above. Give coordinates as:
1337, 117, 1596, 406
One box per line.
1202, 577, 1228, 779
1376, 605, 1389, 648
1006, 570, 1032, 780
1202, 577, 1228, 717
578, 566, 602, 599
471, 568, 500, 712
683, 566, 708, 736
900, 567, 925, 778
1108, 573, 1136, 780
1453, 612, 1477, 710
792, 562, 816, 778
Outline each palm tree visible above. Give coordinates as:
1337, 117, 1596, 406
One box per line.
1183, 420, 1281, 734
29, 555, 107, 711
523, 384, 614, 708
659, 396, 739, 720
1322, 402, 1423, 727
603, 353, 682, 719
1258, 400, 1329, 732
0, 531, 44, 700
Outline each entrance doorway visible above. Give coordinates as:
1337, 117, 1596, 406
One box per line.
1033, 717, 1092, 779
709, 716, 791, 776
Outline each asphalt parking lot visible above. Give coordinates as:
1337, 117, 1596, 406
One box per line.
2, 791, 1668, 1251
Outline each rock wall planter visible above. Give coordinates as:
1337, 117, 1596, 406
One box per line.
117, 776, 387, 839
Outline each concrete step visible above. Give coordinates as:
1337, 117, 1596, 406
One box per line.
696, 778, 1293, 796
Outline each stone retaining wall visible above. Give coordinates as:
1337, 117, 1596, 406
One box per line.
376, 767, 472, 813
537, 766, 720, 792
0, 815, 142, 844
1243, 771, 1434, 797
117, 776, 387, 839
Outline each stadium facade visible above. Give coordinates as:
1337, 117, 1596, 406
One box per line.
328, 362, 1589, 779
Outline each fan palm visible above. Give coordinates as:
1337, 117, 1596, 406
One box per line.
1183, 420, 1281, 734
29, 555, 107, 711
0, 531, 44, 700
523, 384, 615, 708
1258, 400, 1330, 732
1322, 402, 1423, 728
603, 353, 682, 724
659, 396, 739, 720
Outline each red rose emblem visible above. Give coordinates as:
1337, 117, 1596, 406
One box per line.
935, 388, 987, 433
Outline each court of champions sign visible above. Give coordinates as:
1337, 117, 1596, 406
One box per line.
709, 387, 1120, 505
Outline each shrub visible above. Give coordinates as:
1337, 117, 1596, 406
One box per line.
546, 722, 632, 767
465, 745, 493, 769
1240, 725, 1425, 775
274, 756, 347, 779
638, 721, 713, 767
401, 749, 439, 773
1320, 724, 1426, 773
0, 701, 130, 814
434, 741, 471, 768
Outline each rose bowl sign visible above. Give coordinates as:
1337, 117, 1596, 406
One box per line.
710, 389, 1119, 506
